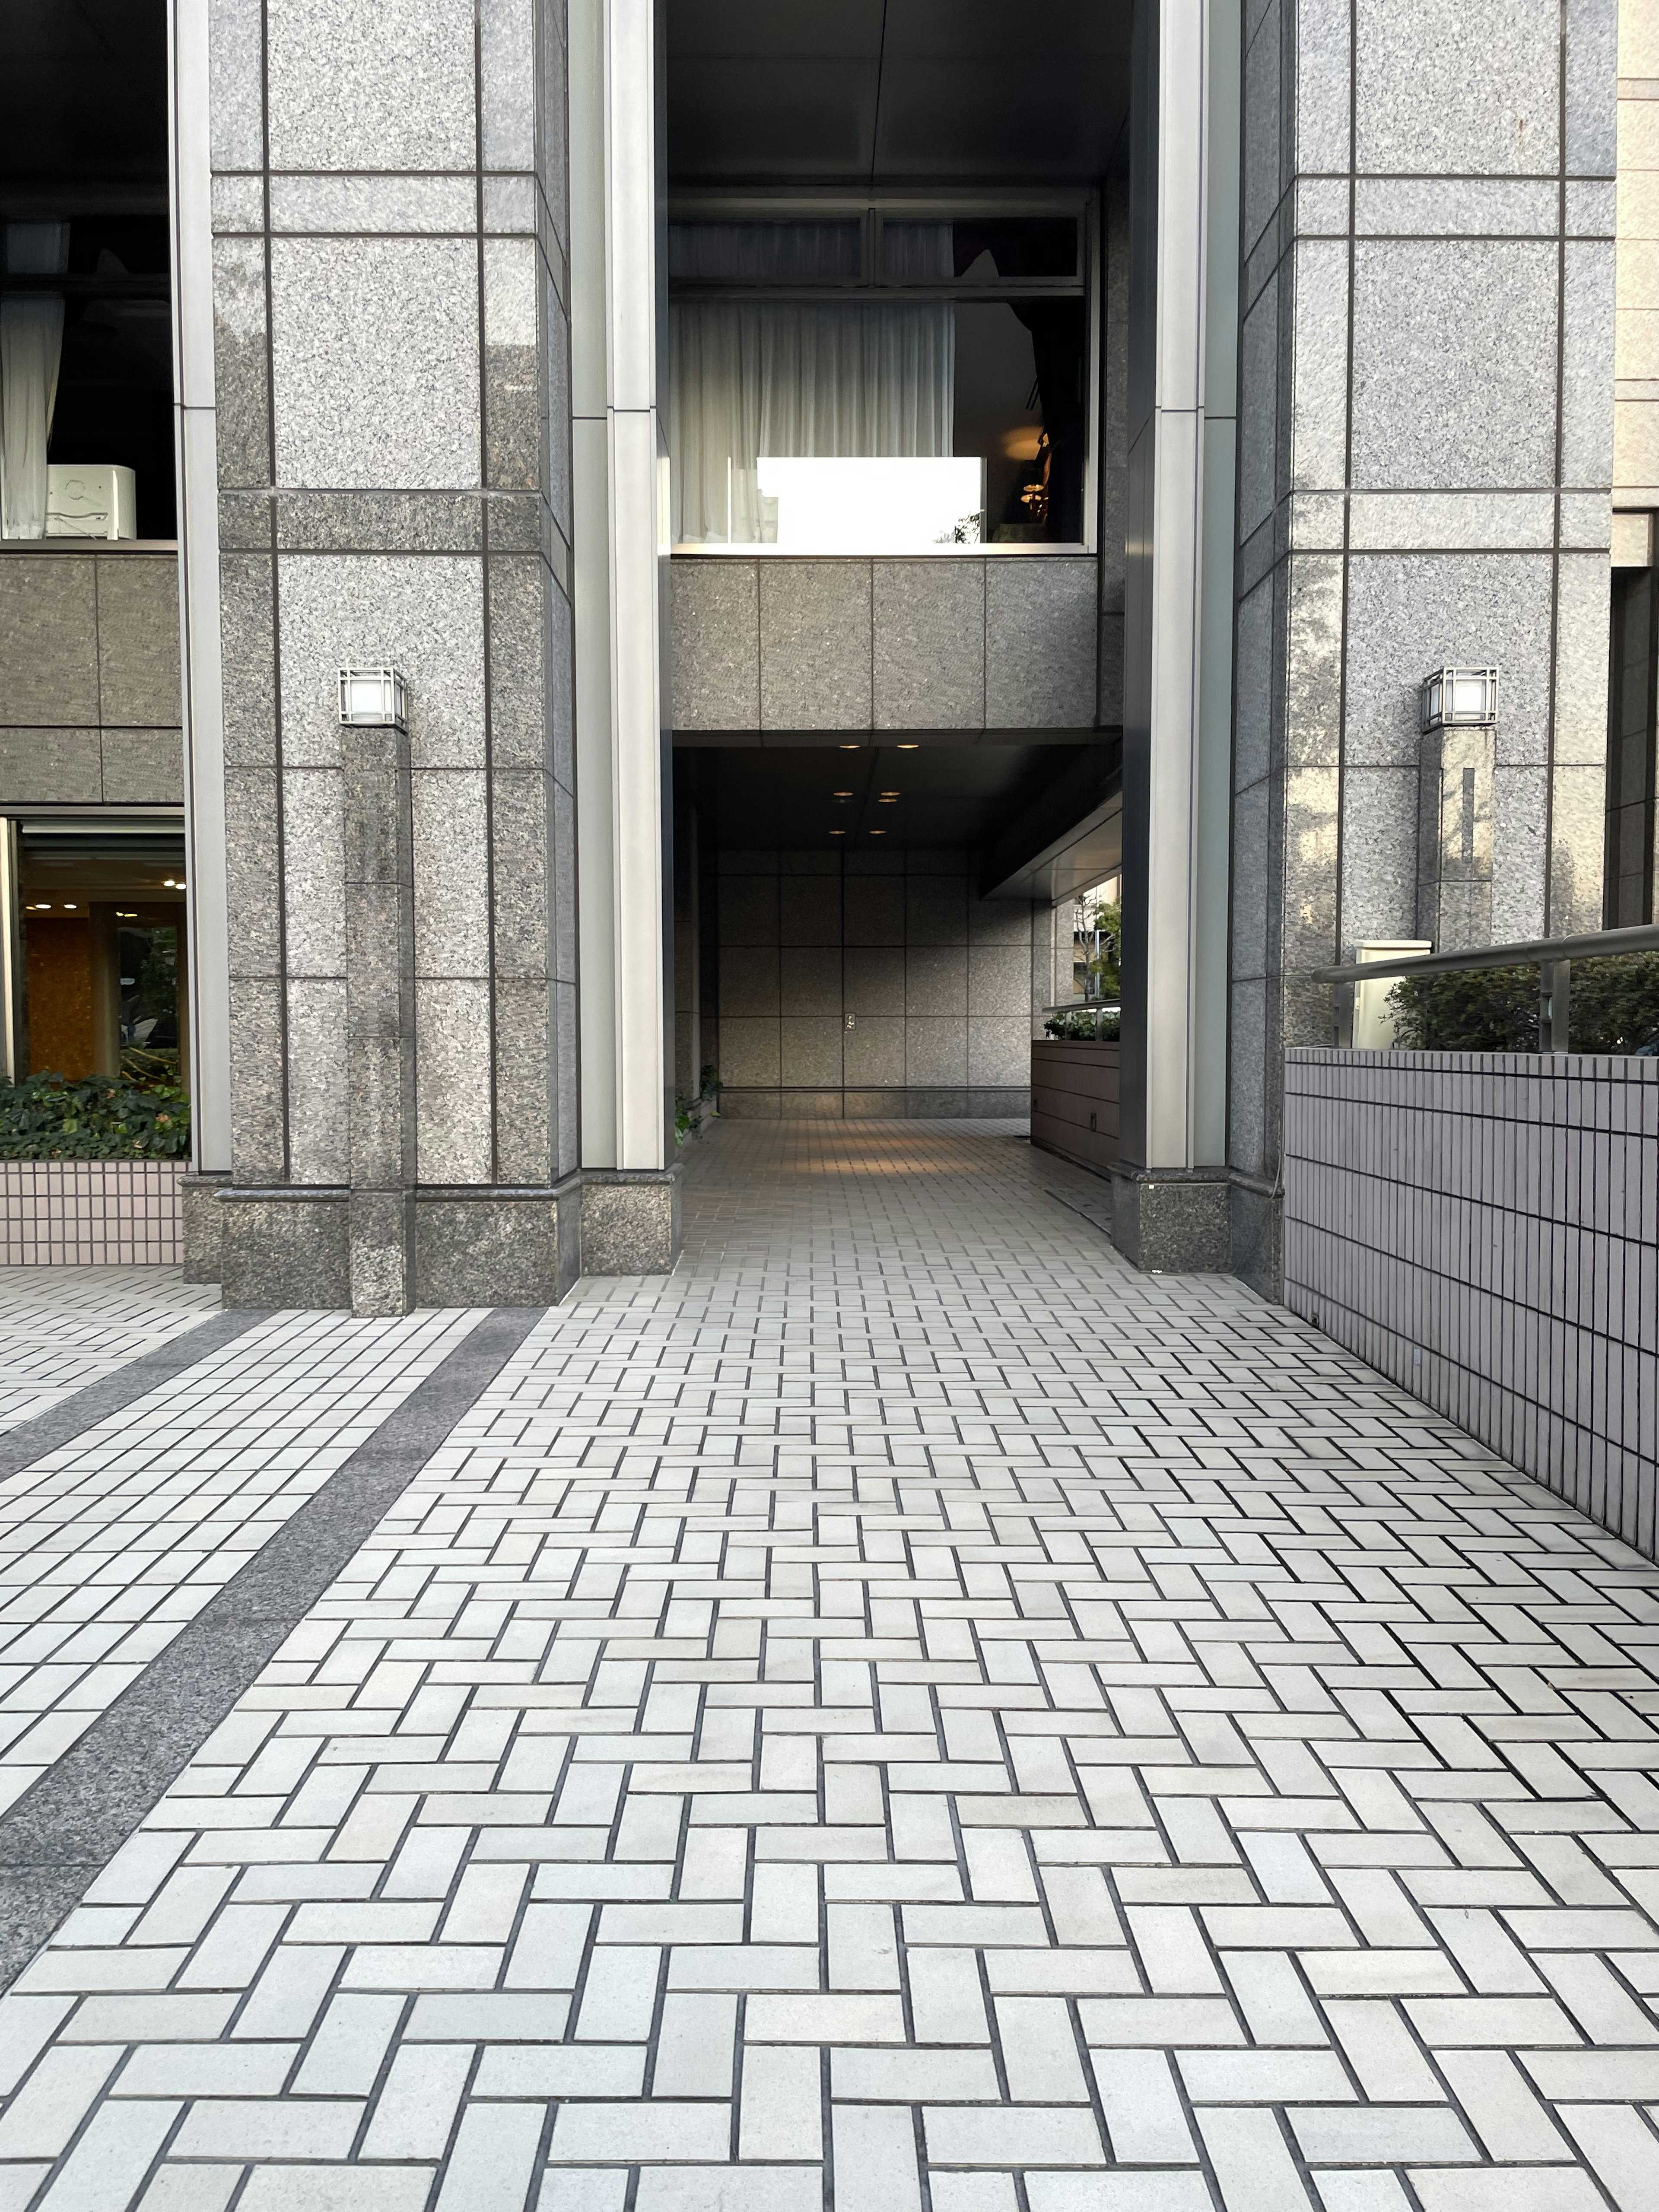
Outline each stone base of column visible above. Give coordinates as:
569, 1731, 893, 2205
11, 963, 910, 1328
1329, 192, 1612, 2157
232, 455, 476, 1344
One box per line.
1227, 1177, 1283, 1301
580, 1169, 682, 1275
202, 1173, 664, 1308
350, 1190, 416, 1318
415, 1184, 582, 1306
179, 1172, 230, 1284
1109, 1168, 1230, 1273
219, 1190, 350, 1308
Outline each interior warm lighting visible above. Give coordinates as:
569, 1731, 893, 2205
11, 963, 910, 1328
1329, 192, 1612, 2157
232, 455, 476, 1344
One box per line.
829, 829, 845, 836
868, 828, 886, 836
833, 791, 853, 798
64, 903, 77, 910
1001, 427, 1042, 461
896, 743, 919, 750
840, 744, 860, 751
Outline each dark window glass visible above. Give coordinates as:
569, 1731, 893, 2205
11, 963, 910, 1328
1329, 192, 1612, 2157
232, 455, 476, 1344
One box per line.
668, 222, 862, 282
883, 218, 1079, 283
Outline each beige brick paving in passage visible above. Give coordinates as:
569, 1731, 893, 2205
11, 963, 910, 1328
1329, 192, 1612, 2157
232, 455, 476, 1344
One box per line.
3, 1119, 1659, 2211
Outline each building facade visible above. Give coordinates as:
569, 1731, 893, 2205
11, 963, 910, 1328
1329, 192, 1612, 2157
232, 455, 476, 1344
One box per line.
0, 0, 1644, 1311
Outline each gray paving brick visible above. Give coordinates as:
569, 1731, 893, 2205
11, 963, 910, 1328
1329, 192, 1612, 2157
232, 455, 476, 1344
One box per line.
6, 1121, 1659, 2212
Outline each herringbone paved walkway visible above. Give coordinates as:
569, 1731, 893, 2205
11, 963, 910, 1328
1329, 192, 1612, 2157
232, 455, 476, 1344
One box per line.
3, 1119, 1659, 2211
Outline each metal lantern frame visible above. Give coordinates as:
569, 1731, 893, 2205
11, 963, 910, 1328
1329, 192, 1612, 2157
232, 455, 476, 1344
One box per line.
1420, 665, 1498, 733
337, 666, 409, 730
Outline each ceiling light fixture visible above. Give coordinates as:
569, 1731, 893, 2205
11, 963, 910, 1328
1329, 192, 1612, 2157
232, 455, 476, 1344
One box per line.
833, 790, 853, 798
896, 743, 919, 750
868, 828, 886, 836
839, 744, 860, 750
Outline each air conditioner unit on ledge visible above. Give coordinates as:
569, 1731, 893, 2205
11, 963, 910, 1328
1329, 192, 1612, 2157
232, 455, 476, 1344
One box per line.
45, 465, 137, 541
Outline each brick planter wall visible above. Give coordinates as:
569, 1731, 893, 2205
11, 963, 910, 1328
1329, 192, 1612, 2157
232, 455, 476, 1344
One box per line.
1284, 1049, 1659, 1557
0, 1161, 184, 1265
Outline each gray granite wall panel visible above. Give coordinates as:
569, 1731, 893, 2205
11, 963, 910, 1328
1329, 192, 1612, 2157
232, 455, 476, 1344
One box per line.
674, 555, 1101, 734
0, 559, 98, 726
985, 559, 1098, 728
211, 238, 270, 489
1354, 0, 1560, 175
0, 731, 102, 806
0, 554, 184, 805
1284, 1050, 1659, 1559
710, 845, 1040, 1117
264, 0, 477, 171
872, 561, 985, 731
270, 240, 483, 492
1350, 242, 1560, 492
95, 560, 183, 728
672, 563, 760, 731
760, 563, 872, 731
100, 733, 185, 805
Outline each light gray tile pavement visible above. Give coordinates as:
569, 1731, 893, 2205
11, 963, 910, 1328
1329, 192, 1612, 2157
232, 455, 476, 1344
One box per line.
0, 1304, 483, 1815
0, 1271, 222, 1440
3, 1119, 1659, 2212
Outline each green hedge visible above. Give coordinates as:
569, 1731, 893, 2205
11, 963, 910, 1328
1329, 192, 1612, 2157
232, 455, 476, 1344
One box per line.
0, 1073, 191, 1160
1044, 1009, 1121, 1041
1387, 953, 1659, 1054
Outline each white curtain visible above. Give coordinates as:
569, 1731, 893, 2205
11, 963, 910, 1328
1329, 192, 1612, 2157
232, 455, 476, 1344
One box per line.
1, 223, 69, 541
669, 222, 955, 545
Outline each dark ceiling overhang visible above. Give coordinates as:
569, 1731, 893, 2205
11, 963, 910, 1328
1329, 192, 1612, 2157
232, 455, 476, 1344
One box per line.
667, 0, 1132, 189
675, 737, 1121, 898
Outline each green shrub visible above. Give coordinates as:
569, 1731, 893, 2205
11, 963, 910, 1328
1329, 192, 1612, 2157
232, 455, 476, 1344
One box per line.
0, 1072, 191, 1160
1388, 953, 1659, 1054
1044, 1009, 1121, 1041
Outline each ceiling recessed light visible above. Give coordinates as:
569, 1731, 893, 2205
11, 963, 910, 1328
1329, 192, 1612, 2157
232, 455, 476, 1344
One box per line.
829, 829, 846, 836
833, 790, 853, 798
877, 794, 898, 804
896, 743, 919, 750
840, 744, 860, 750
868, 828, 886, 836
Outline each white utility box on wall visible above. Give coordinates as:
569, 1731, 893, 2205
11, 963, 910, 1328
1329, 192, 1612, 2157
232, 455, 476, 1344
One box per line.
1351, 941, 1432, 1049
45, 464, 137, 540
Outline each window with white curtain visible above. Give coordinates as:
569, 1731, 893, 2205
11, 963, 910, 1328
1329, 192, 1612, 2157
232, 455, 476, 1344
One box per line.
668, 205, 1090, 554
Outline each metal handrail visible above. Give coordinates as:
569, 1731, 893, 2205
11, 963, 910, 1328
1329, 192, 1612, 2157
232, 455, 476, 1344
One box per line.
1314, 923, 1659, 985
1315, 924, 1659, 1054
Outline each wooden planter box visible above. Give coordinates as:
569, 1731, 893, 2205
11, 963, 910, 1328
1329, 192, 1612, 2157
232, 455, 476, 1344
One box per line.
1030, 1038, 1119, 1178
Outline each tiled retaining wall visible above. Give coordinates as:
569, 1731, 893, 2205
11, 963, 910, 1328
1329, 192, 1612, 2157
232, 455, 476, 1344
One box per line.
1283, 1049, 1659, 1557
0, 1162, 184, 1265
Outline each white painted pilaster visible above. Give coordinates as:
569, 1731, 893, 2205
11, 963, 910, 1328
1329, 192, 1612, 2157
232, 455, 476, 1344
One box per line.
1120, 0, 1239, 1179
570, 0, 670, 1172
168, 0, 232, 1171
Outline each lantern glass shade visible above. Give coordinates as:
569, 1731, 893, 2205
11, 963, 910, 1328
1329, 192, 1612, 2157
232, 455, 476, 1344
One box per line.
1420, 665, 1497, 731
337, 666, 408, 729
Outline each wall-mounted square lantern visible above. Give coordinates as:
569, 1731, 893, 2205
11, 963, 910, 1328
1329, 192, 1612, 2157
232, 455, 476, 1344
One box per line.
1420, 666, 1497, 731
337, 667, 408, 729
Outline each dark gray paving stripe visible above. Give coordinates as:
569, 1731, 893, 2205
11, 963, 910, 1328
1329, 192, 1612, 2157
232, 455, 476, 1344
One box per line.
0, 1308, 266, 1483
0, 1303, 543, 1990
